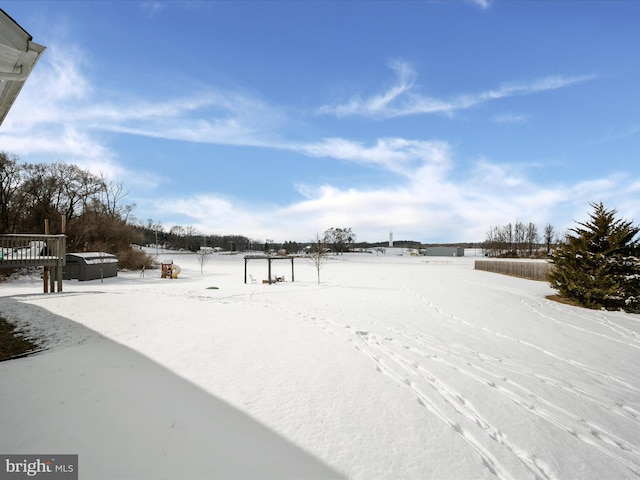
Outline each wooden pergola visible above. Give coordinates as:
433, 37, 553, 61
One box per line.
244, 255, 298, 284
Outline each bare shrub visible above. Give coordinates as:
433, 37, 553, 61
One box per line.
117, 247, 154, 271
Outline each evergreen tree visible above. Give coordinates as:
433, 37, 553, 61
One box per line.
548, 203, 640, 312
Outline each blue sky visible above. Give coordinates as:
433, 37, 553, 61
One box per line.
2, 0, 639, 243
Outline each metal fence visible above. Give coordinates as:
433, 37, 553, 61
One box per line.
474, 260, 552, 281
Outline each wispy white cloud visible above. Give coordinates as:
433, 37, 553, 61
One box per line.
473, 159, 527, 188
140, 1, 166, 16
317, 61, 418, 118
157, 163, 638, 243
153, 133, 457, 238
626, 181, 640, 194
493, 113, 529, 124
318, 62, 596, 119
293, 137, 450, 178
154, 133, 639, 242
0, 40, 288, 188
591, 124, 640, 145
2, 44, 91, 130
471, 0, 492, 10
92, 89, 287, 146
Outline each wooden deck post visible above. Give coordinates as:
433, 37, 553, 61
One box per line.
43, 220, 50, 293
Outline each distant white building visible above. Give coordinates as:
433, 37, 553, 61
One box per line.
200, 246, 223, 253
421, 247, 465, 257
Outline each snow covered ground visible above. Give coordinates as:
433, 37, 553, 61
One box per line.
1, 252, 639, 479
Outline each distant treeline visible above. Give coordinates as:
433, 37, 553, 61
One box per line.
354, 240, 482, 250
135, 223, 264, 253
135, 222, 484, 254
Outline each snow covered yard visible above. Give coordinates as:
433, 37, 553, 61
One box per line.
1, 253, 639, 479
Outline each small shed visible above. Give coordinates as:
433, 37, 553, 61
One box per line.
63, 252, 118, 281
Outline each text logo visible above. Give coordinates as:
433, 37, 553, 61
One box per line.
1, 455, 77, 480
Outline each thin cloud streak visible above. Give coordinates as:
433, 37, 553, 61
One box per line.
493, 113, 529, 124
293, 137, 451, 178
471, 0, 492, 10
318, 62, 596, 119
591, 124, 640, 145
140, 1, 166, 17
3, 40, 287, 150
317, 61, 418, 118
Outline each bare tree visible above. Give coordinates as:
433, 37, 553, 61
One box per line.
55, 164, 102, 224
502, 223, 514, 255
307, 233, 328, 284
483, 225, 501, 256
20, 163, 60, 232
544, 223, 556, 255
197, 249, 210, 274
92, 241, 112, 283
486, 221, 541, 257
143, 219, 164, 254
514, 221, 527, 257
99, 175, 133, 222
526, 222, 539, 257
0, 152, 24, 233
